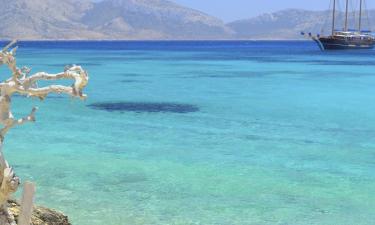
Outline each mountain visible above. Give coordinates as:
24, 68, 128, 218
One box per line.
0, 1, 374, 40
0, 0, 101, 39
0, 0, 233, 40
81, 0, 234, 39
228, 9, 375, 40
228, 9, 327, 40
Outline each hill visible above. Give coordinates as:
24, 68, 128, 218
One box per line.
228, 9, 375, 40
0, 0, 233, 40
0, 1, 374, 40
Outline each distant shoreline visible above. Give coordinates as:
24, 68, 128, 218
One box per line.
0, 39, 308, 42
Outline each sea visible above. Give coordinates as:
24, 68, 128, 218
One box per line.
0, 41, 374, 225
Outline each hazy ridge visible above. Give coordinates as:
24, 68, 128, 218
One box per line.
228, 9, 375, 40
0, 0, 374, 40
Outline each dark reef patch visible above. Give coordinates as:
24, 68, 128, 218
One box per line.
118, 73, 143, 77
243, 134, 326, 145
120, 79, 148, 83
310, 60, 375, 66
87, 102, 199, 114
181, 70, 302, 79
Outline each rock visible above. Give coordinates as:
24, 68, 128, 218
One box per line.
8, 200, 71, 225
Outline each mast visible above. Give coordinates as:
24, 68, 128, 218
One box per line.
359, 0, 363, 32
344, 0, 349, 31
332, 0, 336, 35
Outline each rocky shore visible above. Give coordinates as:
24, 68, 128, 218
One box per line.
8, 200, 71, 225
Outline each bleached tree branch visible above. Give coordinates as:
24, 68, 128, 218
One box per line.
20, 65, 89, 100
0, 41, 89, 139
0, 40, 89, 224
0, 107, 38, 140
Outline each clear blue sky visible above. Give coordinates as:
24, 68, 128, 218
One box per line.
173, 0, 375, 22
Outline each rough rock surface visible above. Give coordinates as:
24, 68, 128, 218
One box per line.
8, 200, 71, 225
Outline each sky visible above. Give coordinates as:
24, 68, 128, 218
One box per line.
173, 0, 375, 22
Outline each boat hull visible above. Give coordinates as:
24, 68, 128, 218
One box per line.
317, 37, 374, 50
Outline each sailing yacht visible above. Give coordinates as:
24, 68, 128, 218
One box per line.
303, 0, 374, 50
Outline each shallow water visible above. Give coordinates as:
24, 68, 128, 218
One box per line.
1, 41, 375, 225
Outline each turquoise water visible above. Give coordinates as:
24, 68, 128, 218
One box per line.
1, 41, 375, 224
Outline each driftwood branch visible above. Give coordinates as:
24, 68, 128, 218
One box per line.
0, 144, 19, 225
0, 42, 89, 140
0, 152, 19, 206
0, 40, 89, 224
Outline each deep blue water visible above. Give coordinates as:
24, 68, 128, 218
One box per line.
1, 41, 375, 225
